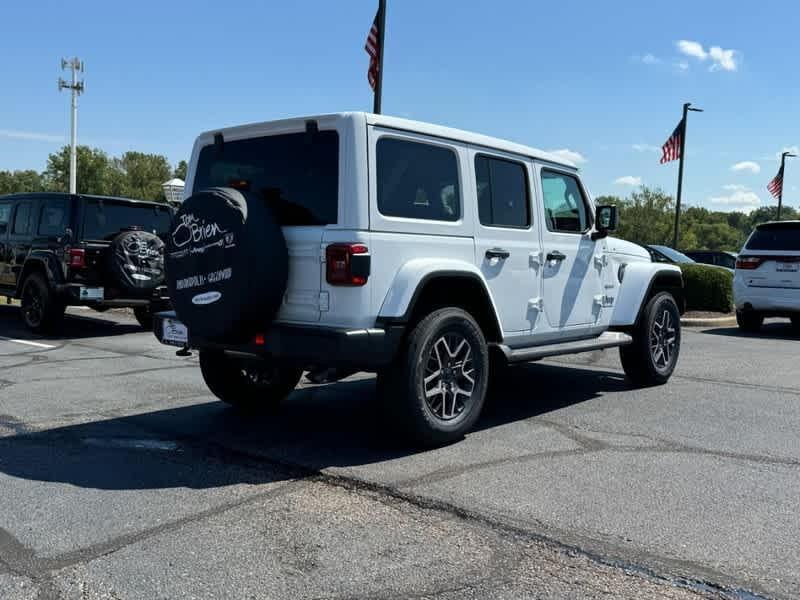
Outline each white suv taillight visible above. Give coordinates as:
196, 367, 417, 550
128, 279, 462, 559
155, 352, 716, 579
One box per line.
735, 256, 763, 270
326, 243, 370, 286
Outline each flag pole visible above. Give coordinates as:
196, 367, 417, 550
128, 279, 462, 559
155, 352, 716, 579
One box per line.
672, 102, 702, 249
373, 0, 387, 114
777, 153, 786, 221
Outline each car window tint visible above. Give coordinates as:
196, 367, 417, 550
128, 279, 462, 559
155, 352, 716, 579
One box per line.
746, 225, 800, 251
83, 201, 172, 240
0, 202, 10, 234
540, 171, 589, 233
377, 138, 460, 221
475, 155, 530, 228
12, 202, 31, 235
193, 131, 339, 226
38, 198, 69, 236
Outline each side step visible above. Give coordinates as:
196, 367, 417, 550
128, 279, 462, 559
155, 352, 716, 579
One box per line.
497, 331, 633, 364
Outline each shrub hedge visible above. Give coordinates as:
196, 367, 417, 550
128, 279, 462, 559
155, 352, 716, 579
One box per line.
679, 264, 734, 313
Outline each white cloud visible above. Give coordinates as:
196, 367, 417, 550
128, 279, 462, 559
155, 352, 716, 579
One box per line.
547, 149, 586, 165
632, 143, 659, 153
675, 40, 738, 72
0, 129, 63, 142
676, 40, 707, 60
674, 61, 690, 72
709, 186, 762, 213
614, 176, 642, 186
730, 161, 761, 174
641, 53, 660, 64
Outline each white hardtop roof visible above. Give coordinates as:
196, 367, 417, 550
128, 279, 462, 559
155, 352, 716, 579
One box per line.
199, 112, 577, 170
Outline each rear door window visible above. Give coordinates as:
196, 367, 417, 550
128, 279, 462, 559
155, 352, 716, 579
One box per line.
12, 202, 31, 235
82, 200, 172, 240
193, 131, 340, 226
377, 138, 460, 221
746, 225, 800, 251
0, 201, 10, 235
38, 198, 70, 236
475, 155, 530, 228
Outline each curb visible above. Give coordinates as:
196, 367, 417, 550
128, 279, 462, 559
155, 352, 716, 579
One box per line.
681, 316, 737, 327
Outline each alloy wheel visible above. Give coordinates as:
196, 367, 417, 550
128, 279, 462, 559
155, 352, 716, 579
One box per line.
423, 333, 476, 421
650, 309, 677, 371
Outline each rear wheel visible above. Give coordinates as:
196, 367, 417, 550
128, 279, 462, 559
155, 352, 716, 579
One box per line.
736, 310, 763, 333
378, 308, 489, 447
620, 292, 681, 386
19, 273, 65, 334
199, 350, 302, 411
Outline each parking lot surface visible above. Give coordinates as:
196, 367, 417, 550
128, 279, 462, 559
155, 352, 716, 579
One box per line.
1, 305, 799, 599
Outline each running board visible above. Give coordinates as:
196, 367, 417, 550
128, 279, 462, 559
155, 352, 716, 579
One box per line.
497, 331, 633, 364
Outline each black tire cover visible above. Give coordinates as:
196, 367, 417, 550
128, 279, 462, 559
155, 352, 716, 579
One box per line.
165, 187, 288, 341
108, 230, 166, 292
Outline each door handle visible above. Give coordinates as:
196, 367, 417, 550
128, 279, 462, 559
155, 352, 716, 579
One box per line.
485, 248, 510, 260
547, 251, 567, 262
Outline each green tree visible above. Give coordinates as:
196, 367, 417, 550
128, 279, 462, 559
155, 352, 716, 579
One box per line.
44, 146, 115, 195
0, 170, 44, 195
606, 186, 675, 246
112, 151, 172, 201
173, 160, 188, 181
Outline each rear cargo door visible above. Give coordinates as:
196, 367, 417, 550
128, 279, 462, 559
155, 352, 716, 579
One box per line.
190, 126, 341, 324
741, 223, 800, 289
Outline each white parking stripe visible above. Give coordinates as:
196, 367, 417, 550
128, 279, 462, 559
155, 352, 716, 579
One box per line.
0, 337, 56, 349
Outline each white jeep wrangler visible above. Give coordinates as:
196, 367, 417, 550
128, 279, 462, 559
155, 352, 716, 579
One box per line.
155, 113, 684, 446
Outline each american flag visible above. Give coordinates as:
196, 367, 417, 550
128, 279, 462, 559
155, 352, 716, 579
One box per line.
660, 119, 684, 164
365, 10, 381, 91
767, 165, 784, 199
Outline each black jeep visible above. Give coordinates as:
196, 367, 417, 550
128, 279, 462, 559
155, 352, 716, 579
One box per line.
0, 192, 173, 333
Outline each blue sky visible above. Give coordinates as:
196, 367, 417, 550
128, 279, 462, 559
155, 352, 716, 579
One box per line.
1, 0, 798, 213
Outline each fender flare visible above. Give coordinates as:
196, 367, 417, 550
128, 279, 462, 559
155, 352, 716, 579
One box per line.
15, 253, 64, 297
611, 262, 683, 327
377, 258, 502, 332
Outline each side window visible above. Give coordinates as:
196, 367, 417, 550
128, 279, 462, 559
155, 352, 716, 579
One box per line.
11, 202, 31, 235
38, 198, 69, 236
540, 170, 590, 233
475, 155, 530, 228
377, 137, 460, 221
0, 202, 10, 235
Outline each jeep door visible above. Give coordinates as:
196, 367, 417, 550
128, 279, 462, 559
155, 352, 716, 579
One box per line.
7, 199, 35, 290
534, 167, 604, 332
470, 149, 542, 334
0, 198, 12, 287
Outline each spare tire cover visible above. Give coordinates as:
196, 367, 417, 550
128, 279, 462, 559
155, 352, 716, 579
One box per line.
108, 230, 166, 292
165, 187, 288, 341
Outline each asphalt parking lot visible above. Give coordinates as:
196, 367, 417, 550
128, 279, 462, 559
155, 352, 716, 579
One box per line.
0, 305, 799, 599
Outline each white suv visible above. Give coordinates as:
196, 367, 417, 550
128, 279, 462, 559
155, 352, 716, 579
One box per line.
155, 113, 684, 446
734, 221, 800, 332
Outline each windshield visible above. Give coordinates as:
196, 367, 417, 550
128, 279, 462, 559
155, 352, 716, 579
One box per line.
192, 130, 339, 226
82, 200, 172, 241
650, 245, 695, 264
746, 223, 800, 251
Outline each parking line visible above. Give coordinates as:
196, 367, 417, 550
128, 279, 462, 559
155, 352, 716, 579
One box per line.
0, 337, 56, 349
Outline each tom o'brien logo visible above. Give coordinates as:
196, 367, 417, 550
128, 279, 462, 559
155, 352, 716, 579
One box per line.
172, 213, 228, 249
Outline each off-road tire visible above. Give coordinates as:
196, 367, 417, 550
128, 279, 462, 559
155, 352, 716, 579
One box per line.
199, 350, 302, 411
620, 292, 681, 386
133, 306, 154, 330
378, 308, 489, 447
19, 272, 65, 334
736, 310, 763, 333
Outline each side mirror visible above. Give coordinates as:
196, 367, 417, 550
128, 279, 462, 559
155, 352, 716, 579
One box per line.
592, 205, 618, 240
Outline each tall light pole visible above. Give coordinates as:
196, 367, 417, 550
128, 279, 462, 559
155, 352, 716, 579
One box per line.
777, 151, 796, 221
58, 58, 85, 194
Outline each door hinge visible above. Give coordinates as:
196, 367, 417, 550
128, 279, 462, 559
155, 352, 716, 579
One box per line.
529, 251, 544, 269
318, 291, 330, 312
528, 297, 543, 311
594, 254, 607, 269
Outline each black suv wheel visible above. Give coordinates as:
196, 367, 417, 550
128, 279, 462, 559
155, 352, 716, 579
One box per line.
133, 306, 154, 330
378, 307, 489, 447
20, 272, 66, 334
199, 350, 303, 411
736, 310, 763, 333
620, 292, 681, 386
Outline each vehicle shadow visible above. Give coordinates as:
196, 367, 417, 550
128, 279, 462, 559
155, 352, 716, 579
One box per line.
0, 362, 628, 492
702, 320, 799, 341
0, 305, 143, 340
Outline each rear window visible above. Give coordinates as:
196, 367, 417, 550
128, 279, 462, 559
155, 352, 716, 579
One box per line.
192, 131, 339, 226
82, 200, 172, 241
38, 198, 70, 236
746, 224, 800, 251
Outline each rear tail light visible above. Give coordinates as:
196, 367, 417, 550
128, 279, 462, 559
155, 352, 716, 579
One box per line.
326, 243, 370, 286
735, 256, 763, 270
68, 248, 86, 269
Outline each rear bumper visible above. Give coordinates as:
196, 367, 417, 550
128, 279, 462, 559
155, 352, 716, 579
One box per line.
152, 311, 404, 370
57, 283, 170, 307
734, 280, 800, 315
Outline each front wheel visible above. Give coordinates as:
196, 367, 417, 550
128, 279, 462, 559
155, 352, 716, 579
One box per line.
133, 306, 154, 330
378, 308, 489, 447
198, 350, 303, 411
620, 292, 681, 386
